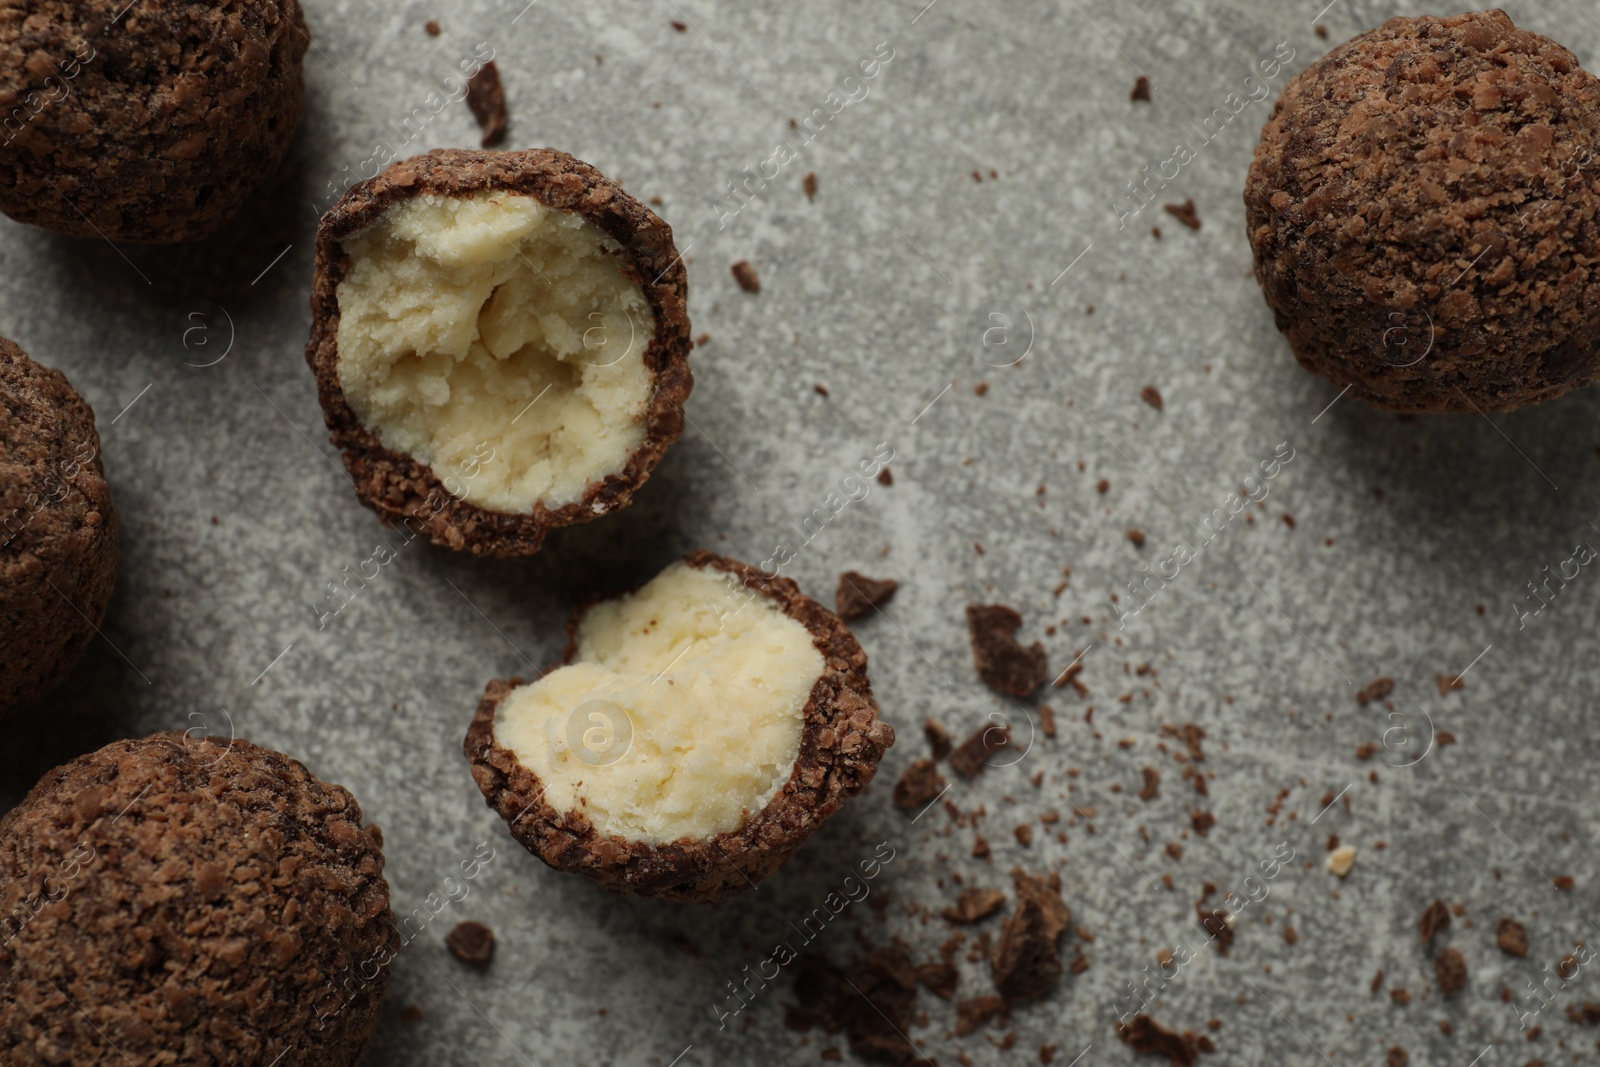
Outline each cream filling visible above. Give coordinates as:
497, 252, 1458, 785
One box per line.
334, 190, 653, 513
494, 562, 824, 845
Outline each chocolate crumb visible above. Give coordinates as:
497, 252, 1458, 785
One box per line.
1497, 918, 1529, 958
731, 260, 761, 293
924, 718, 952, 760
445, 921, 495, 971
1420, 899, 1452, 944
1190, 809, 1215, 836
1356, 677, 1394, 706
1314, 23, 1328, 37
956, 995, 1005, 1036
803, 172, 818, 201
1436, 947, 1468, 998
1436, 673, 1464, 696
1371, 968, 1384, 993
1387, 1047, 1408, 1067
949, 722, 1010, 779
1151, 226, 1162, 239
1283, 926, 1298, 945
465, 62, 508, 147
424, 20, 440, 35
877, 468, 893, 486
1162, 199, 1201, 231
401, 1004, 424, 1023
814, 384, 829, 397
837, 572, 899, 620
1039, 704, 1056, 739
1391, 988, 1410, 1005
789, 949, 922, 1064
944, 887, 1007, 924
1014, 824, 1033, 847
966, 604, 1048, 697
1554, 875, 1576, 891
670, 19, 687, 30
1198, 907, 1233, 955
893, 759, 946, 811
1130, 76, 1151, 102
1116, 1014, 1212, 1066
1139, 767, 1160, 800
917, 961, 958, 1000
1140, 385, 1164, 410
1127, 528, 1147, 548
991, 869, 1071, 1003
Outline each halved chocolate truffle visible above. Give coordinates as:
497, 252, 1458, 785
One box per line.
0, 338, 116, 717
0, 0, 307, 242
306, 148, 693, 556
465, 551, 894, 902
1246, 10, 1600, 412
0, 732, 396, 1066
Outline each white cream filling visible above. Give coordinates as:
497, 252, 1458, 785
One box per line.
494, 562, 824, 845
335, 190, 653, 513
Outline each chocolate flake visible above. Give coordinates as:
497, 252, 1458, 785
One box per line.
893, 759, 946, 811
948, 722, 1011, 779
1116, 1014, 1214, 1066
837, 572, 899, 620
465, 62, 508, 147
991, 869, 1070, 1003
966, 604, 1048, 696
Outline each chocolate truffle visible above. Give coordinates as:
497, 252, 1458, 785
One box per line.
465, 551, 894, 902
0, 732, 396, 1066
0, 0, 308, 243
1246, 10, 1600, 412
0, 338, 116, 717
306, 148, 693, 556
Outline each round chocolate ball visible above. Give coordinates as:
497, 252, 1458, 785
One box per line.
1246, 10, 1600, 412
0, 0, 308, 242
0, 733, 397, 1066
0, 338, 117, 717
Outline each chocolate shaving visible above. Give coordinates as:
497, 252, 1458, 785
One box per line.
948, 722, 1011, 779
1116, 1014, 1214, 1066
943, 887, 1006, 924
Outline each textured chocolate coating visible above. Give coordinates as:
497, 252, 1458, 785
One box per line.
1246, 10, 1600, 412
465, 551, 895, 902
0, 0, 307, 243
0, 732, 396, 1067
306, 148, 694, 557
0, 338, 116, 717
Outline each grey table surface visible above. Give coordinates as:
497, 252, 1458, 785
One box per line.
4, 0, 1600, 1064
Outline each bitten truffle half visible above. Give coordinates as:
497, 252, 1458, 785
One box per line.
0, 0, 308, 242
306, 149, 693, 556
465, 551, 895, 902
0, 733, 397, 1067
1246, 10, 1600, 412
0, 338, 117, 717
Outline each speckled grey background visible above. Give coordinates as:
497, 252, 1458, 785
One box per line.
4, 0, 1600, 1064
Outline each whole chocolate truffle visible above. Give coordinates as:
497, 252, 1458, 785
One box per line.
0, 0, 308, 242
306, 148, 693, 556
0, 338, 116, 717
466, 551, 894, 902
0, 732, 397, 1066
1246, 10, 1600, 412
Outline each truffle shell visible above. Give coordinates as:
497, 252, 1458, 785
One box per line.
0, 338, 117, 717
464, 551, 895, 902
1246, 10, 1600, 412
0, 732, 396, 1066
0, 0, 309, 242
305, 148, 693, 556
